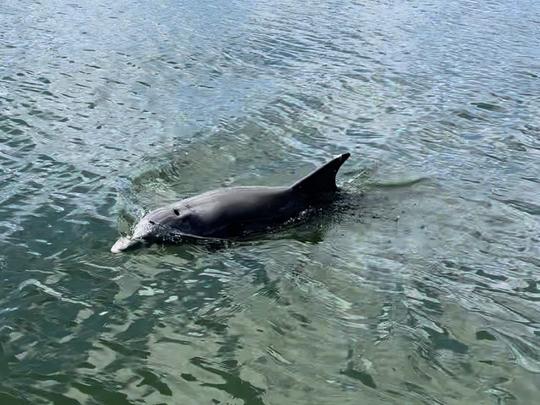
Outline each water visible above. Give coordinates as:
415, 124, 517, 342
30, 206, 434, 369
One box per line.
1, 0, 539, 403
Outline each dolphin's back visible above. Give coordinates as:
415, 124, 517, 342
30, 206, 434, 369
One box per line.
178, 149, 350, 238
174, 186, 299, 238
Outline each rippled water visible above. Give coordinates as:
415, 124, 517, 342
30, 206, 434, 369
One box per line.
1, 0, 539, 403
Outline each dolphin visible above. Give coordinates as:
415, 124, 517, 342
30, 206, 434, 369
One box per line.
111, 153, 350, 253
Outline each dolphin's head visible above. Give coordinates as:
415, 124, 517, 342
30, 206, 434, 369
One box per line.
110, 235, 145, 253
111, 206, 190, 253
110, 216, 155, 253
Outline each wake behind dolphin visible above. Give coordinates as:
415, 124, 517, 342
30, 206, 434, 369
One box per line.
111, 153, 351, 253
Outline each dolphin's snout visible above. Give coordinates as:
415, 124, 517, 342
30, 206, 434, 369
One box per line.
111, 236, 143, 253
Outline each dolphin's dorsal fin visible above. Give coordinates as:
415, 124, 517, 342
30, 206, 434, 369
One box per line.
292, 153, 350, 194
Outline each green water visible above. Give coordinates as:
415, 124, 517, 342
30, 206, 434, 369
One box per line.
1, 0, 539, 403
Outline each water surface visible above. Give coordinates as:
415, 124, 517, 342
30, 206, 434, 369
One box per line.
1, 0, 539, 403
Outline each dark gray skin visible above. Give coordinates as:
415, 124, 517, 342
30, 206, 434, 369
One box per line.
111, 153, 350, 253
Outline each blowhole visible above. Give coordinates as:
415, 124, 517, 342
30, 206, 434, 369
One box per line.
173, 208, 180, 216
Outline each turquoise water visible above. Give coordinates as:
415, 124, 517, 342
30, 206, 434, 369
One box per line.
1, 0, 539, 403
